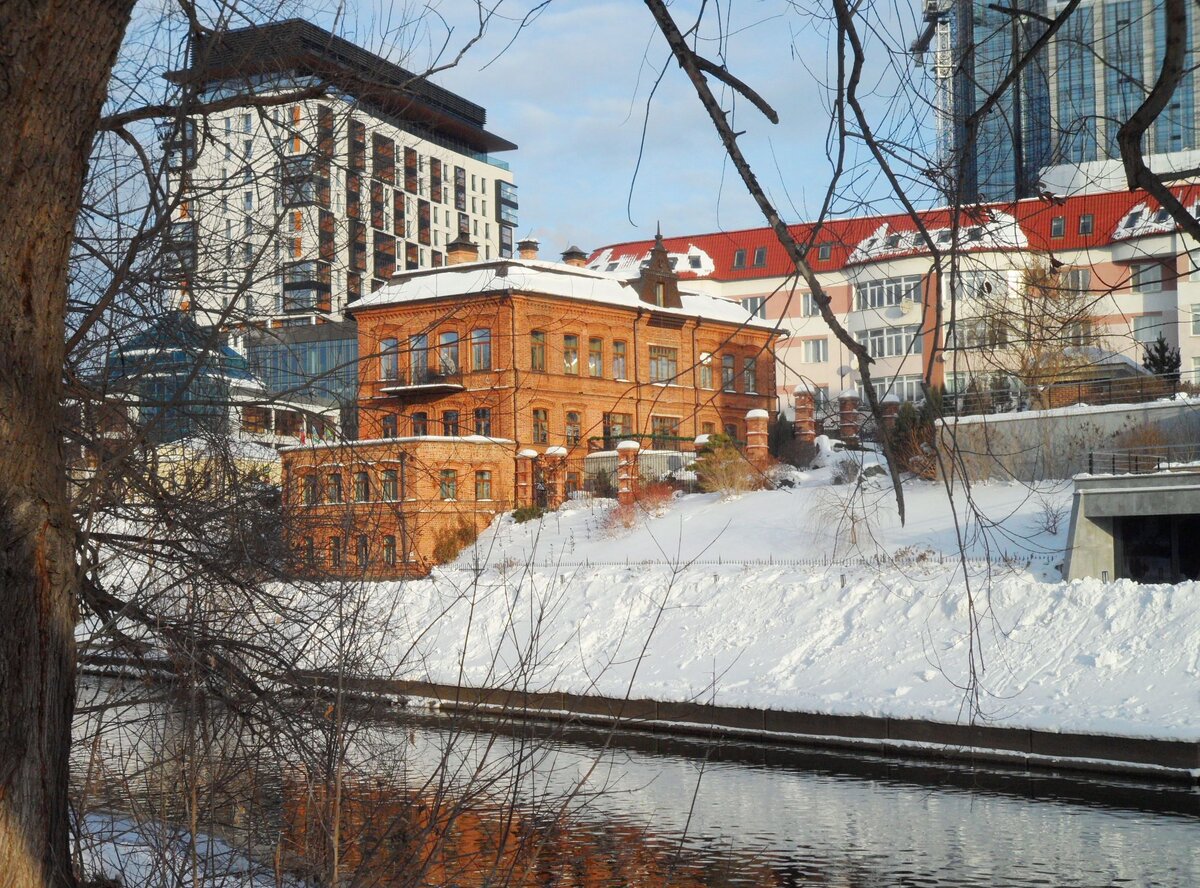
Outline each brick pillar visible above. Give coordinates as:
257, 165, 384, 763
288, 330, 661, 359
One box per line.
881, 393, 900, 431
616, 440, 640, 506
745, 409, 770, 469
838, 390, 861, 445
793, 385, 816, 445
515, 449, 537, 508
542, 446, 568, 509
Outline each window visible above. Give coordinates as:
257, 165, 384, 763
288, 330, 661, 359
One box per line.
471, 329, 492, 371
612, 341, 627, 379
566, 411, 581, 446
1079, 214, 1094, 236
327, 473, 343, 503
802, 339, 828, 363
383, 535, 397, 566
303, 537, 315, 565
651, 415, 678, 445
530, 331, 546, 372
949, 318, 1008, 350
475, 470, 492, 500
743, 357, 757, 393
855, 325, 923, 358
752, 246, 767, 267
442, 410, 460, 436
801, 293, 819, 317
1192, 304, 1200, 336
1133, 315, 1161, 343
698, 353, 713, 389
701, 422, 716, 436
724, 423, 739, 440
380, 337, 399, 380
654, 282, 666, 306
382, 414, 398, 438
744, 296, 767, 318
411, 411, 428, 436
356, 535, 369, 568
563, 334, 579, 374
438, 331, 459, 374
329, 537, 342, 568
604, 412, 632, 440
474, 407, 492, 436
588, 338, 603, 376
302, 475, 318, 506
733, 249, 747, 268
1050, 216, 1065, 238
532, 408, 549, 444
1132, 262, 1164, 293
854, 275, 923, 310
817, 243, 832, 261
382, 470, 398, 501
354, 471, 369, 502
649, 345, 677, 383
410, 333, 428, 381
439, 469, 458, 500
722, 354, 736, 391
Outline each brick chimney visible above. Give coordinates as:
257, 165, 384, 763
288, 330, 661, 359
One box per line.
517, 237, 540, 260
447, 235, 479, 266
561, 245, 588, 267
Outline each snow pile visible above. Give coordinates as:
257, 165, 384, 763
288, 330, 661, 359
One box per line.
349, 471, 1200, 741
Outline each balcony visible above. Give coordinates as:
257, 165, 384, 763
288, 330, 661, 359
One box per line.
379, 367, 464, 395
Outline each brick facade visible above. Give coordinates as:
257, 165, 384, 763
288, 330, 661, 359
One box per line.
282, 240, 777, 578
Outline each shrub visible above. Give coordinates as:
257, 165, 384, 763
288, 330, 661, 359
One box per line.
888, 399, 937, 479
431, 520, 478, 563
693, 435, 756, 496
511, 504, 546, 524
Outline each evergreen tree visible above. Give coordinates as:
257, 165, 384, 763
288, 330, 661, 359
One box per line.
1143, 333, 1181, 382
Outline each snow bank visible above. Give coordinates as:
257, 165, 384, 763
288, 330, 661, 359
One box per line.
349, 475, 1200, 742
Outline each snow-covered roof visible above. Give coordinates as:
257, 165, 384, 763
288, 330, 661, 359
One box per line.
280, 434, 515, 454
349, 258, 777, 331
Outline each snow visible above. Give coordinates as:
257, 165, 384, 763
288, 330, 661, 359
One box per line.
350, 258, 776, 330
342, 458, 1200, 742
941, 393, 1200, 425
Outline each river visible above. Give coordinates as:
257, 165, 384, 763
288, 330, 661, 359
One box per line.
73, 676, 1200, 887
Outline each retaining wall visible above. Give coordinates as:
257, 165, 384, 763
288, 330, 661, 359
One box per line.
935, 398, 1200, 480
301, 674, 1200, 783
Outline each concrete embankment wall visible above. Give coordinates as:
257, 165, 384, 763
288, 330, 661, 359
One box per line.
308, 674, 1200, 784
935, 399, 1200, 481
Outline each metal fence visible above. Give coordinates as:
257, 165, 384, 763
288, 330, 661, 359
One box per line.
1087, 443, 1200, 476
511, 552, 1058, 570
940, 373, 1193, 418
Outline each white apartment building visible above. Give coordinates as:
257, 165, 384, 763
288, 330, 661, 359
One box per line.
163, 19, 518, 329
588, 185, 1200, 417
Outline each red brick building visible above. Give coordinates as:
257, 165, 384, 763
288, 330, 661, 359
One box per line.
282, 235, 778, 577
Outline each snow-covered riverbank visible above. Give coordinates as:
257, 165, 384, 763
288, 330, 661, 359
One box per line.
361, 472, 1200, 742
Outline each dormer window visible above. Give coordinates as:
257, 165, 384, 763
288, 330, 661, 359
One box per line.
885, 234, 901, 248
689, 255, 702, 269
1124, 210, 1142, 229
1050, 216, 1065, 238
967, 226, 982, 241
1078, 214, 1094, 236
655, 282, 665, 306
733, 249, 747, 268
817, 243, 832, 261
752, 246, 767, 267
1153, 207, 1171, 224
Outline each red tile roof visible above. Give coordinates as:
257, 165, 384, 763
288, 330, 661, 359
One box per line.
588, 186, 1200, 281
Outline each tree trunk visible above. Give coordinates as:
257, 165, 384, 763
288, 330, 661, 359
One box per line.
0, 3, 134, 886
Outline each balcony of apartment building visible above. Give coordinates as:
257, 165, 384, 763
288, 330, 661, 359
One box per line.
280, 260, 331, 315
278, 154, 330, 209
377, 364, 465, 395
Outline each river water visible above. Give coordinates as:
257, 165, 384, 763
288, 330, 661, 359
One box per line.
74, 677, 1200, 887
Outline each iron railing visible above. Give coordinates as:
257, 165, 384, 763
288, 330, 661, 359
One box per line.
1087, 444, 1200, 475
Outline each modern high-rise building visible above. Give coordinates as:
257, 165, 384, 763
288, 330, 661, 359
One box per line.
160, 19, 518, 420
914, 0, 1199, 201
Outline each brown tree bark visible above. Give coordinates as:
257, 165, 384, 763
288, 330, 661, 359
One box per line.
0, 3, 135, 886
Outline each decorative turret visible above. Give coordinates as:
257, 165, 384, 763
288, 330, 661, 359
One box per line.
635, 226, 682, 309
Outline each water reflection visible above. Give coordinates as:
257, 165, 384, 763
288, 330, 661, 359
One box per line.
74, 678, 1200, 887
